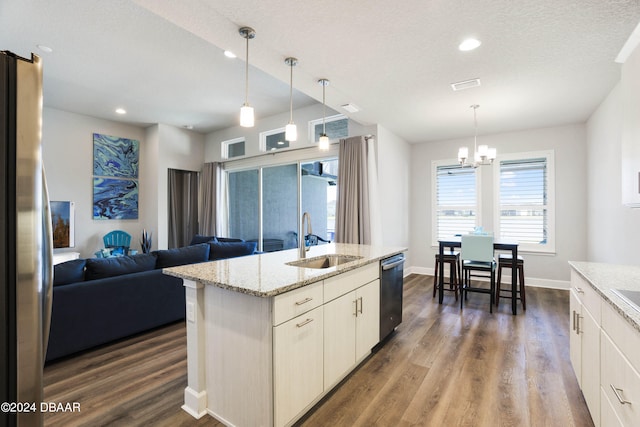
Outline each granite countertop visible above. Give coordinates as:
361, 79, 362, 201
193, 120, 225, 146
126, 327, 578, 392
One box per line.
569, 261, 640, 333
164, 243, 407, 297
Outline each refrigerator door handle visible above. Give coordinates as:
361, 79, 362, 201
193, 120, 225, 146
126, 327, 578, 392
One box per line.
41, 164, 54, 362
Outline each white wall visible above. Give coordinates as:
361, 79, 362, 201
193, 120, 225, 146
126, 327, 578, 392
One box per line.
409, 123, 588, 285
375, 125, 411, 251
42, 109, 205, 257
42, 108, 148, 258
586, 82, 640, 264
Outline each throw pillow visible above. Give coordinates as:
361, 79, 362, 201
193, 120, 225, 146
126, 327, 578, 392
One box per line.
154, 243, 210, 269
53, 258, 87, 286
208, 241, 257, 261
189, 234, 217, 245
84, 253, 157, 281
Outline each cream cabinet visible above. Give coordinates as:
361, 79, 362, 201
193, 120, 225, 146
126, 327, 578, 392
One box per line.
600, 301, 640, 426
569, 270, 601, 426
323, 263, 380, 390
273, 306, 324, 427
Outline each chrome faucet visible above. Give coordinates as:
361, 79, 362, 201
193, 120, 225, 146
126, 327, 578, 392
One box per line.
300, 212, 313, 258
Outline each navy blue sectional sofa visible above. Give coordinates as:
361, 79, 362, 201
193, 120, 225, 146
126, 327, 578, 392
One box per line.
46, 238, 257, 362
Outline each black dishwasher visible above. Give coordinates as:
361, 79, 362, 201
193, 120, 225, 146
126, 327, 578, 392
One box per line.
380, 254, 405, 340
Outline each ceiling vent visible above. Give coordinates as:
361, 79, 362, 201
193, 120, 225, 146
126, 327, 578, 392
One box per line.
341, 103, 360, 113
451, 78, 481, 91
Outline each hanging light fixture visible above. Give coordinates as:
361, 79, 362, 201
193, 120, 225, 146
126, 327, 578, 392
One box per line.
318, 78, 330, 150
458, 104, 496, 167
284, 57, 298, 142
239, 26, 256, 127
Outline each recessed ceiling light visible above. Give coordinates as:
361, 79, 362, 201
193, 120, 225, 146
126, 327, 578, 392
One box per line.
224, 50, 236, 58
36, 44, 53, 53
459, 38, 481, 51
115, 108, 126, 115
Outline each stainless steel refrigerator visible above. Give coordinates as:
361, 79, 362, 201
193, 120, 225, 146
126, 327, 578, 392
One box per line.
1, 51, 53, 427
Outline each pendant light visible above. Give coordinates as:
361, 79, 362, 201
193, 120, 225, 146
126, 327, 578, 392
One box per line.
239, 27, 256, 127
318, 79, 330, 150
458, 104, 496, 167
284, 57, 298, 141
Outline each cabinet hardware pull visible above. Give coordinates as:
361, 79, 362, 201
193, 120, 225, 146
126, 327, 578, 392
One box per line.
572, 310, 576, 331
353, 300, 358, 316
358, 297, 363, 314
295, 297, 313, 306
576, 314, 582, 335
575, 287, 584, 294
296, 318, 314, 328
610, 384, 632, 405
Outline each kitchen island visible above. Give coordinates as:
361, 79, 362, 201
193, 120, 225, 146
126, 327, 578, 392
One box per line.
164, 243, 406, 427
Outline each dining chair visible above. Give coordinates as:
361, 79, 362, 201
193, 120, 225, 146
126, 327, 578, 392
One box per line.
496, 253, 526, 310
460, 234, 496, 313
433, 250, 461, 300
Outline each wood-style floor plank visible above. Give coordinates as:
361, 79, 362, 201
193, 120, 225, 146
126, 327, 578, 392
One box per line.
44, 274, 594, 427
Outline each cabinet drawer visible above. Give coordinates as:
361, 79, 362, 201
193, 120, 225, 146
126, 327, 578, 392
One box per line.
602, 302, 640, 374
571, 270, 601, 323
273, 281, 323, 326
324, 263, 379, 303
601, 330, 640, 425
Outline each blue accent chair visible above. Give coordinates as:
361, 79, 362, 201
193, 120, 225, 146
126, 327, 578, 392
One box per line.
102, 230, 132, 256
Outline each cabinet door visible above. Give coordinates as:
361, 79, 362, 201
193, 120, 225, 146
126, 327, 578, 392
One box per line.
273, 306, 323, 427
324, 291, 356, 389
569, 289, 582, 386
582, 306, 600, 427
355, 279, 380, 361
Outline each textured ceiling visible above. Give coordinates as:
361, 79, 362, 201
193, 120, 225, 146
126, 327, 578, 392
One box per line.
2, 0, 640, 143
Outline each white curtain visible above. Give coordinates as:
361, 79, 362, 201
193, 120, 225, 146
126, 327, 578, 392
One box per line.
336, 135, 381, 244
199, 162, 225, 236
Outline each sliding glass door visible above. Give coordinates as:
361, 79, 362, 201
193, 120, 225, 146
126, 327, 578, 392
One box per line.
226, 157, 337, 252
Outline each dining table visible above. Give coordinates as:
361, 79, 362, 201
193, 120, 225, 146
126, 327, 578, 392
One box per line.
437, 236, 520, 315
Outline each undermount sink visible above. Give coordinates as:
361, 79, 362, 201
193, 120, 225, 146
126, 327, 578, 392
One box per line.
286, 254, 363, 269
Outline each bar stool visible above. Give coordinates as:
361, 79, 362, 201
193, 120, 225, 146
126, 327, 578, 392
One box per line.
496, 254, 526, 310
433, 250, 461, 300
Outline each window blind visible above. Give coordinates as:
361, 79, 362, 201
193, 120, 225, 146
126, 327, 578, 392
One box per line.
498, 158, 547, 244
436, 165, 477, 240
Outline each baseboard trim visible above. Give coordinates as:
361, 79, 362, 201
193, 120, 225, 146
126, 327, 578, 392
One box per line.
404, 266, 570, 290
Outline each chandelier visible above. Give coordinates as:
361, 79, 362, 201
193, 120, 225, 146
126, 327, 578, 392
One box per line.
458, 104, 496, 167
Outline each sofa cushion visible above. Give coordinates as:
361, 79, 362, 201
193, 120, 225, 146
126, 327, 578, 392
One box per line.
154, 243, 210, 268
208, 241, 257, 261
53, 258, 87, 286
189, 234, 217, 245
216, 237, 245, 243
85, 253, 157, 281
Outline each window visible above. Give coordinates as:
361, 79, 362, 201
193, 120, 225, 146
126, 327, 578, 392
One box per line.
260, 128, 289, 152
309, 114, 348, 143
494, 151, 555, 252
432, 162, 478, 245
221, 137, 245, 159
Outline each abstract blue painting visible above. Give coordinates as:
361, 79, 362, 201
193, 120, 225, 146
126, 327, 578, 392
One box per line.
93, 133, 139, 178
93, 178, 139, 220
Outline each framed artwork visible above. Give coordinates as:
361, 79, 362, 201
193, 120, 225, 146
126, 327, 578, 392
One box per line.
93, 178, 138, 220
92, 133, 139, 220
51, 201, 75, 248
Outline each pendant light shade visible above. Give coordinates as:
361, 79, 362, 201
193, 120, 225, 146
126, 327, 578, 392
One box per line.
285, 57, 298, 142
318, 78, 330, 150
239, 27, 256, 128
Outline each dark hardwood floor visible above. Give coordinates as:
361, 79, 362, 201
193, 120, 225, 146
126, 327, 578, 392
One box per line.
44, 274, 594, 427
